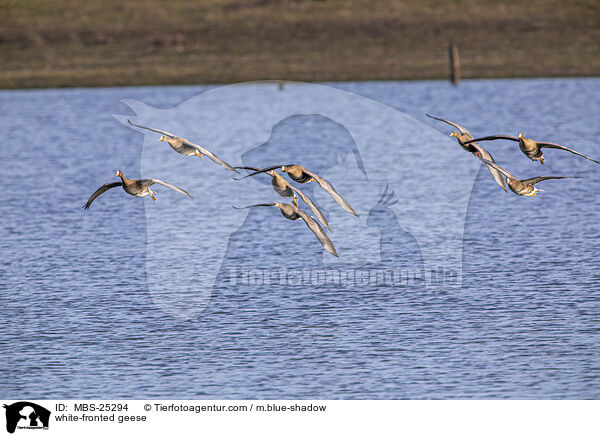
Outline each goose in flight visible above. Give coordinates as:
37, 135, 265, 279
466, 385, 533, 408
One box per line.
235, 164, 359, 216
233, 202, 338, 257
475, 157, 579, 197
127, 120, 239, 172
426, 114, 507, 192
83, 170, 193, 209
234, 166, 331, 232
462, 132, 600, 165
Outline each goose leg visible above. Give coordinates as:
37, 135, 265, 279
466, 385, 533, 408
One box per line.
292, 195, 298, 207
195, 150, 204, 159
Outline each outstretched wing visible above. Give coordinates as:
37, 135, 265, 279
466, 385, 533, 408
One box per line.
232, 203, 277, 210
141, 179, 194, 198
462, 135, 520, 145
129, 120, 238, 172
128, 120, 177, 138
233, 165, 282, 180
301, 168, 359, 217
427, 116, 507, 192
476, 157, 516, 180
472, 144, 508, 192
537, 141, 600, 165
233, 166, 271, 180
426, 114, 471, 136
521, 176, 580, 186
289, 184, 332, 232
181, 138, 239, 172
234, 166, 262, 172
83, 182, 122, 209
295, 208, 338, 257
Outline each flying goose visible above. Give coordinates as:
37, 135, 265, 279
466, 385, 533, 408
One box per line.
235, 164, 359, 216
234, 166, 331, 232
426, 114, 507, 192
462, 133, 600, 165
84, 170, 193, 209
475, 157, 579, 197
127, 120, 239, 172
233, 202, 338, 257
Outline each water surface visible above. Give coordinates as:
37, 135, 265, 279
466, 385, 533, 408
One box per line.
1, 78, 599, 399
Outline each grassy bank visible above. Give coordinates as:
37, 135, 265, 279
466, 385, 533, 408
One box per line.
1, 0, 599, 89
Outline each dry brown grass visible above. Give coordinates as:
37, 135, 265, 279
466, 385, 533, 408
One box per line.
1, 0, 599, 88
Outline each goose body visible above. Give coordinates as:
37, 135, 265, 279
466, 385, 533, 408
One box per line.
162, 136, 202, 156
271, 172, 295, 198
281, 164, 314, 183
235, 167, 331, 232
463, 133, 600, 166
235, 164, 359, 217
84, 170, 193, 209
517, 134, 544, 161
475, 157, 578, 197
128, 120, 238, 172
426, 114, 508, 192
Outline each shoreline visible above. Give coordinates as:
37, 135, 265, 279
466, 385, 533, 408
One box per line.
0, 75, 598, 92
3, 0, 598, 90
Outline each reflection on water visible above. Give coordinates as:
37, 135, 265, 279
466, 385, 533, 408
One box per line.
0, 78, 599, 399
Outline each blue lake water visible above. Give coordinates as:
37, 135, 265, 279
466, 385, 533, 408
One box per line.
1, 78, 599, 399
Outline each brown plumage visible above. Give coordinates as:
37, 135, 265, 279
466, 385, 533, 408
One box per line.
426, 114, 507, 192
463, 133, 600, 166
475, 157, 579, 197
235, 164, 359, 216
128, 120, 239, 172
83, 170, 193, 209
235, 167, 332, 232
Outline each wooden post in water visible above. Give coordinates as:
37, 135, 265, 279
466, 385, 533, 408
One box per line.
449, 43, 460, 86
278, 80, 285, 91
